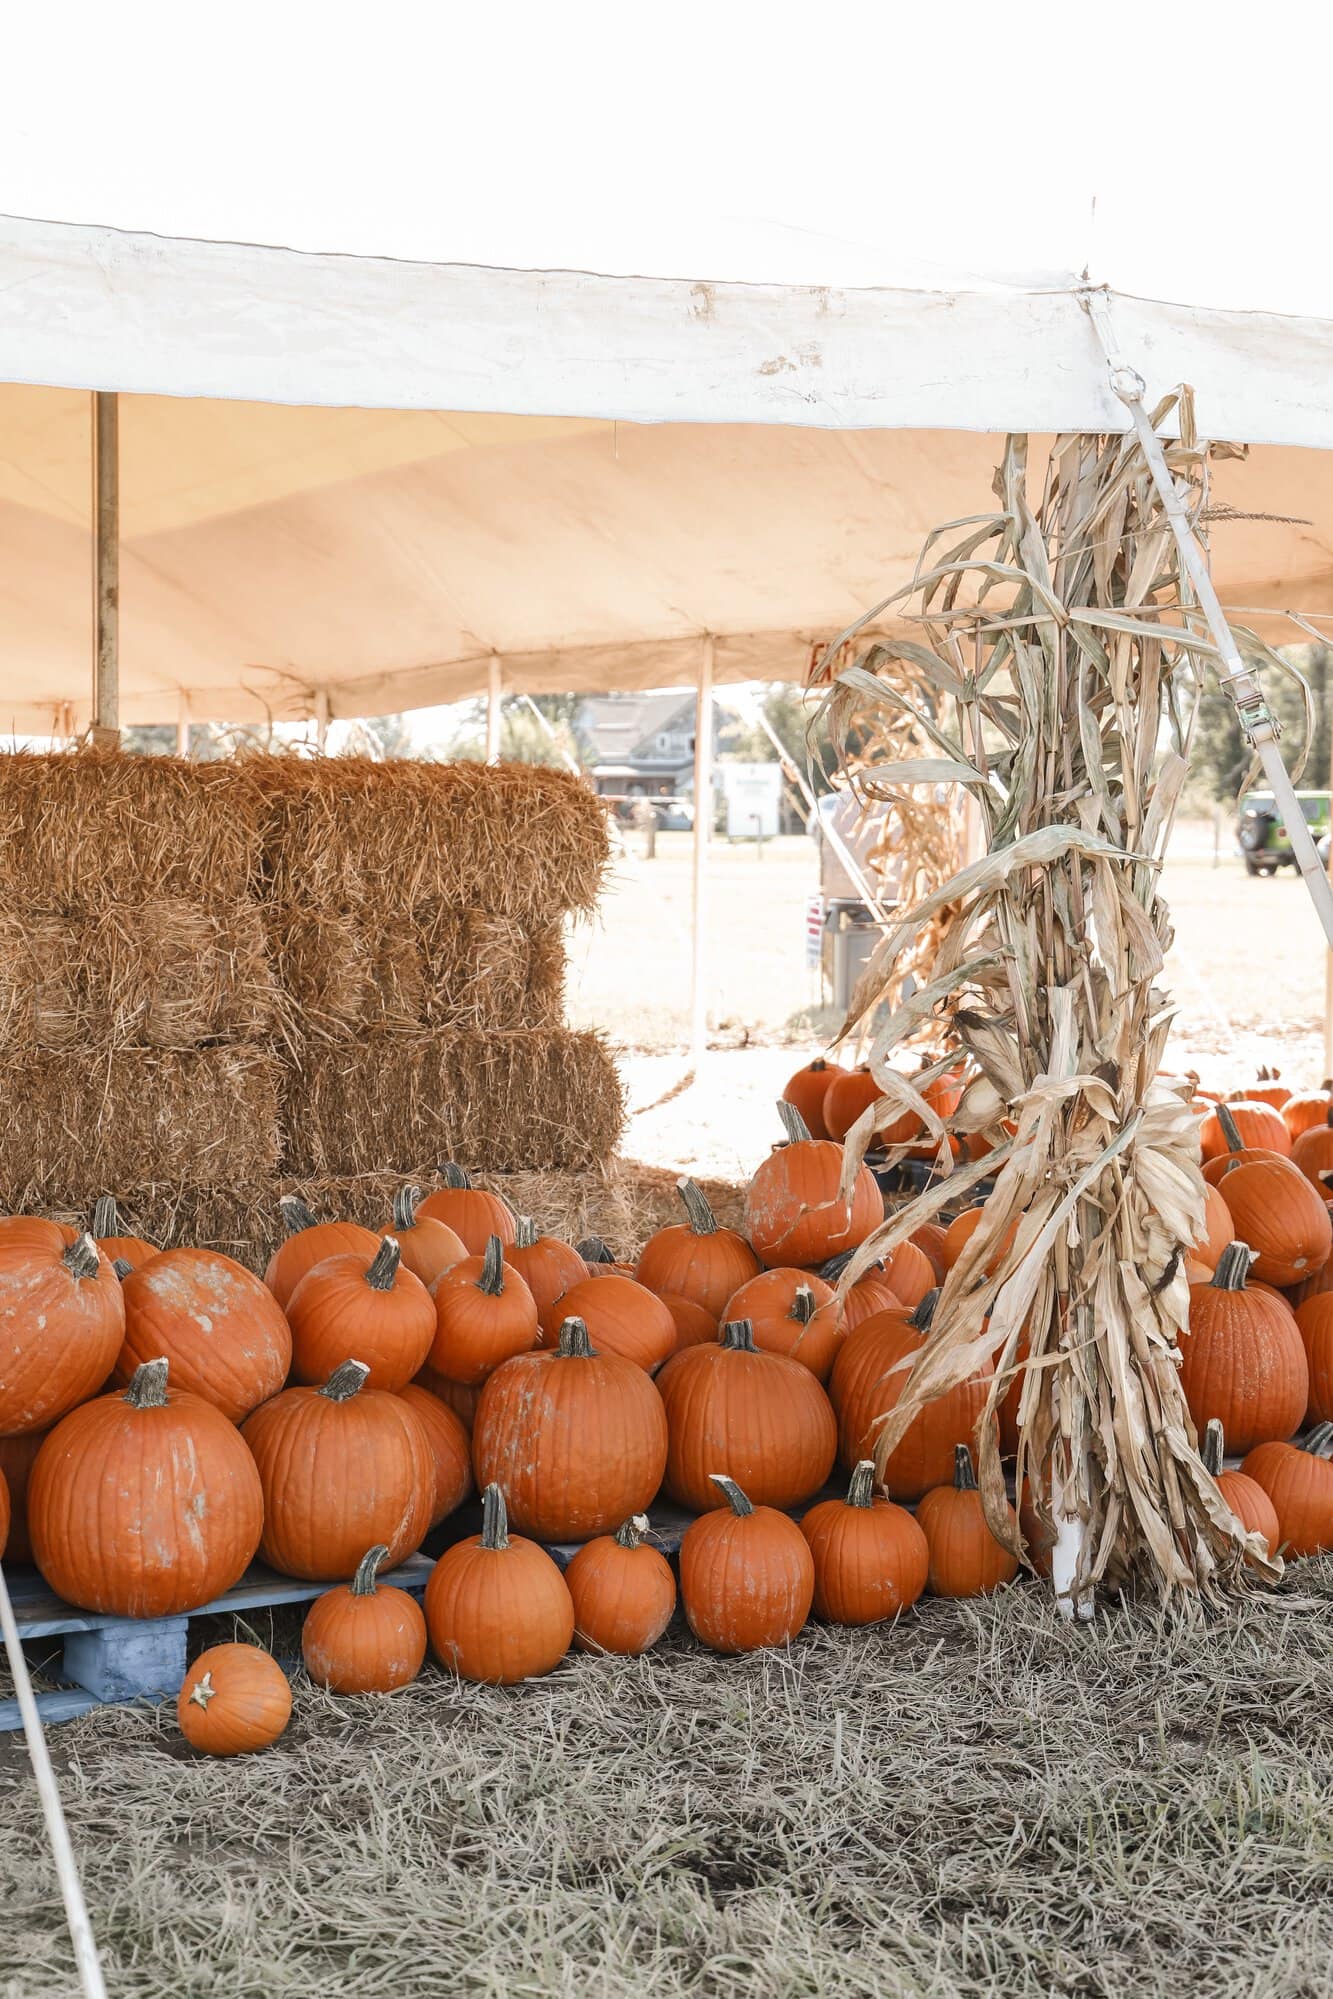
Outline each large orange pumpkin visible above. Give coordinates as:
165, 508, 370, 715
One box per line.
940, 1205, 1020, 1275
635, 1178, 760, 1319
916, 1445, 1019, 1597
301, 1543, 428, 1694
661, 1293, 719, 1353
178, 1643, 291, 1756
287, 1236, 435, 1392
504, 1215, 586, 1327
0, 1430, 45, 1562
0, 1226, 124, 1437
263, 1196, 381, 1313
679, 1474, 814, 1654
398, 1383, 474, 1525
541, 1274, 675, 1372
1283, 1088, 1333, 1144
241, 1359, 433, 1580
411, 1365, 480, 1431
656, 1318, 836, 1513
822, 1066, 882, 1144
800, 1459, 929, 1625
472, 1316, 668, 1542
744, 1102, 882, 1268
385, 1185, 466, 1292
90, 1194, 156, 1272
1295, 1291, 1333, 1424
1178, 1243, 1308, 1453
29, 1359, 263, 1615
721, 1268, 842, 1381
1199, 1418, 1280, 1552
424, 1484, 574, 1684
831, 1293, 993, 1500
119, 1247, 293, 1424
1211, 1159, 1332, 1289
428, 1236, 538, 1385
1241, 1425, 1333, 1556
565, 1514, 677, 1656
417, 1163, 516, 1254
782, 1057, 848, 1141
1200, 1100, 1292, 1161
840, 1267, 905, 1331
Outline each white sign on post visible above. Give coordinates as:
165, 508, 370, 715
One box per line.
721, 762, 782, 839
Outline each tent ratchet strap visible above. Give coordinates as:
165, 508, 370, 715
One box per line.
1083, 287, 1333, 953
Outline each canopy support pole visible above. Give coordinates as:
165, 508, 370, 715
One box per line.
314, 687, 330, 751
175, 692, 190, 759
689, 636, 715, 1070
91, 391, 119, 750
486, 655, 503, 763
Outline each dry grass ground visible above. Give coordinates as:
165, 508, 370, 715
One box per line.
5, 1562, 1333, 1997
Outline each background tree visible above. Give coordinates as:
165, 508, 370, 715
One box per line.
1188, 643, 1333, 803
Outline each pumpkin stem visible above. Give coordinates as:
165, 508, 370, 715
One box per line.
478, 1236, 506, 1296
710, 1473, 754, 1516
1305, 1422, 1333, 1460
279, 1193, 319, 1238
513, 1214, 539, 1250
953, 1444, 978, 1491
62, 1232, 101, 1281
776, 1100, 812, 1145
614, 1514, 650, 1549
677, 1177, 719, 1236
123, 1357, 170, 1408
910, 1288, 939, 1332
187, 1670, 216, 1710
392, 1185, 420, 1232
719, 1318, 757, 1352
1211, 1241, 1256, 1292
1216, 1103, 1244, 1155
112, 1257, 133, 1280
91, 1193, 120, 1238
480, 1483, 510, 1549
1201, 1418, 1226, 1476
320, 1359, 371, 1402
366, 1236, 400, 1291
577, 1235, 615, 1264
847, 1459, 877, 1509
556, 1316, 595, 1358
350, 1544, 390, 1596
438, 1161, 472, 1190
788, 1284, 817, 1325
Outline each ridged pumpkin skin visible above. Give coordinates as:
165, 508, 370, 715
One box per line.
428, 1237, 539, 1386
412, 1364, 480, 1431
565, 1516, 677, 1655
263, 1199, 382, 1312
504, 1218, 587, 1328
0, 1430, 43, 1561
1192, 1183, 1235, 1272
1200, 1423, 1281, 1553
417, 1166, 516, 1255
384, 1187, 466, 1293
744, 1106, 882, 1268
29, 1361, 263, 1616
301, 1545, 428, 1693
840, 1269, 904, 1332
90, 1195, 157, 1273
940, 1207, 1019, 1275
178, 1644, 291, 1756
656, 1319, 836, 1512
1292, 1109, 1333, 1193
822, 1067, 882, 1144
1179, 1244, 1308, 1453
831, 1297, 993, 1501
1200, 1100, 1292, 1161
800, 1461, 929, 1625
0, 1226, 125, 1436
241, 1361, 433, 1580
782, 1058, 848, 1141
910, 1223, 949, 1282
541, 1275, 676, 1372
1212, 1157, 1332, 1287
287, 1238, 435, 1392
472, 1318, 668, 1542
118, 1247, 293, 1424
721, 1268, 842, 1381
1283, 1092, 1332, 1144
1295, 1293, 1333, 1424
916, 1447, 1019, 1598
679, 1476, 814, 1653
635, 1179, 760, 1319
661, 1293, 718, 1353
1241, 1429, 1333, 1556
877, 1241, 935, 1310
424, 1485, 574, 1683
398, 1384, 474, 1525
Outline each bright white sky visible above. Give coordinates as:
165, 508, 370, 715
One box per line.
4, 1, 1330, 315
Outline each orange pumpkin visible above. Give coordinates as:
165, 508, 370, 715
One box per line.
541, 1274, 675, 1372
721, 1267, 841, 1381
178, 1643, 291, 1756
385, 1185, 466, 1291
661, 1292, 719, 1353
831, 1293, 993, 1500
263, 1196, 381, 1313
1241, 1069, 1290, 1110
679, 1474, 814, 1654
656, 1318, 836, 1513
0, 1226, 124, 1437
1295, 1291, 1333, 1425
29, 1360, 263, 1615
782, 1056, 849, 1141
0, 1430, 45, 1562
1191, 1182, 1235, 1272
635, 1178, 760, 1319
90, 1193, 156, 1272
241, 1359, 433, 1580
417, 1163, 516, 1254
1241, 1424, 1333, 1556
119, 1247, 293, 1424
576, 1236, 637, 1278
424, 1484, 574, 1684
800, 1459, 929, 1625
412, 1363, 481, 1430
504, 1215, 586, 1327
910, 1223, 949, 1282
472, 1316, 668, 1542
1179, 1243, 1308, 1453
822, 1066, 882, 1144
287, 1235, 434, 1392
916, 1446, 1019, 1597
744, 1102, 882, 1268
1211, 1156, 1332, 1288
398, 1383, 474, 1525
1283, 1088, 1333, 1144
877, 1240, 936, 1310
1200, 1099, 1292, 1162
301, 1543, 428, 1694
1199, 1418, 1280, 1552
1291, 1107, 1333, 1194
841, 1267, 905, 1332
428, 1236, 539, 1385
940, 1205, 1020, 1275
565, 1514, 677, 1655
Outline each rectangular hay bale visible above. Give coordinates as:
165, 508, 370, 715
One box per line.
414, 906, 566, 1032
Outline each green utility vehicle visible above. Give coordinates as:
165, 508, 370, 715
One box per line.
1235, 789, 1332, 875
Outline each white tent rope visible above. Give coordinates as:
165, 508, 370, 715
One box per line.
0, 1560, 107, 1999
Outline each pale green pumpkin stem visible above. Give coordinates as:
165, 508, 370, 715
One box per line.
1305, 1423, 1333, 1460
279, 1194, 319, 1238
677, 1178, 719, 1235
513, 1215, 540, 1250
1212, 1242, 1255, 1292
613, 1514, 650, 1549
320, 1359, 370, 1402
392, 1185, 420, 1232
710, 1474, 753, 1517
365, 1236, 400, 1291
438, 1162, 472, 1190
1216, 1103, 1244, 1155
789, 1285, 817, 1325
91, 1193, 119, 1238
62, 1232, 101, 1281
351, 1545, 389, 1596
124, 1358, 170, 1408
480, 1484, 510, 1549
911, 1289, 939, 1332
720, 1319, 757, 1352
556, 1317, 595, 1358
776, 1100, 812, 1144
847, 1460, 877, 1508
478, 1236, 506, 1296
577, 1235, 614, 1264
112, 1257, 133, 1281
953, 1445, 978, 1491
1201, 1420, 1226, 1476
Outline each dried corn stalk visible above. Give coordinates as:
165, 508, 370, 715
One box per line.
821, 396, 1281, 1604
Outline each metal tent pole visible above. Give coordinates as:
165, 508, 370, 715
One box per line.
91, 392, 119, 749
486, 655, 503, 763
689, 636, 716, 1069
313, 688, 330, 751
175, 692, 190, 759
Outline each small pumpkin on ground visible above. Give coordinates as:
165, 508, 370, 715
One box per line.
398, 1383, 474, 1525
1241, 1424, 1333, 1556
385, 1185, 466, 1292
565, 1514, 677, 1655
90, 1194, 156, 1272
541, 1273, 675, 1372
1200, 1419, 1280, 1553
781, 1056, 849, 1141
635, 1178, 760, 1319
0, 1226, 124, 1437
679, 1474, 814, 1654
287, 1235, 434, 1392
656, 1318, 836, 1513
119, 1247, 293, 1424
178, 1643, 292, 1756
263, 1196, 381, 1313
301, 1543, 428, 1694
1179, 1242, 1308, 1453
800, 1460, 928, 1625
744, 1102, 882, 1268
504, 1215, 586, 1328
722, 1268, 842, 1380
424, 1484, 574, 1684
916, 1446, 1020, 1598
428, 1236, 539, 1385
417, 1163, 516, 1254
